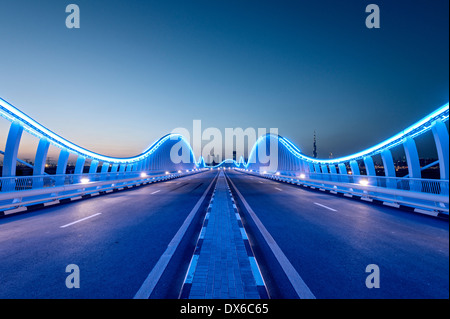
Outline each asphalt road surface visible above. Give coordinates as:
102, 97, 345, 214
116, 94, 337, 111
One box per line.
226, 170, 449, 299
0, 169, 447, 299
0, 171, 217, 299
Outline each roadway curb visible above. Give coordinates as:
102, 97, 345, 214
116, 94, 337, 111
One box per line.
179, 173, 269, 299
245, 171, 449, 221
0, 172, 196, 220
134, 171, 218, 299
298, 177, 449, 220
226, 173, 316, 299
179, 189, 216, 298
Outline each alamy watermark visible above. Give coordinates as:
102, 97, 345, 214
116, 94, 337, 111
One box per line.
65, 4, 80, 29
65, 264, 80, 289
365, 264, 380, 289
65, 4, 380, 30
366, 4, 380, 29
170, 120, 279, 171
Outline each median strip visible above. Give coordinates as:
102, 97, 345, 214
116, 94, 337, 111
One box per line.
227, 176, 316, 299
134, 173, 217, 299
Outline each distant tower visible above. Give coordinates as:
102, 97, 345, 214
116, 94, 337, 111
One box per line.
313, 131, 317, 158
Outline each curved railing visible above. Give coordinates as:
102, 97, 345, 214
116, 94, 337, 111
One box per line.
0, 97, 199, 166
240, 102, 449, 215
0, 97, 448, 214
2, 96, 447, 175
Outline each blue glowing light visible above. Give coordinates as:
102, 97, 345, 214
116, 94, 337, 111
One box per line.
1, 96, 448, 168
0, 97, 199, 166
244, 102, 449, 166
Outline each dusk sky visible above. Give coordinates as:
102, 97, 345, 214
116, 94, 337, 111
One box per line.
0, 0, 448, 160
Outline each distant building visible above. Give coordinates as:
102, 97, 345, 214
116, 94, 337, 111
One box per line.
313, 131, 317, 158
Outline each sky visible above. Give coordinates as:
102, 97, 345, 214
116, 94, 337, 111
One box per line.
0, 0, 448, 161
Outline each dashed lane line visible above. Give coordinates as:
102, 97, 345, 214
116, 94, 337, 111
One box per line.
60, 213, 102, 228
314, 202, 337, 212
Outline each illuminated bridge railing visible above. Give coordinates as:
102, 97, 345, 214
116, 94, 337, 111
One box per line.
0, 97, 201, 182
241, 169, 449, 214
244, 103, 449, 192
294, 172, 449, 196
1, 95, 449, 215
0, 169, 207, 213
0, 170, 185, 192
239, 101, 449, 215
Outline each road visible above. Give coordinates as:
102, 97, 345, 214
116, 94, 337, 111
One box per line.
0, 171, 217, 299
0, 169, 448, 299
226, 170, 449, 299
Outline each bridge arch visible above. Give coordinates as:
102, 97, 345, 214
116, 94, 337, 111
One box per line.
241, 103, 449, 184
0, 98, 199, 180
2, 98, 448, 183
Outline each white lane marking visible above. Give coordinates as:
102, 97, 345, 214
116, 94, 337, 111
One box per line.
227, 177, 316, 299
151, 190, 161, 194
314, 202, 337, 212
275, 187, 282, 191
60, 213, 102, 228
183, 255, 199, 284
259, 181, 264, 184
134, 173, 218, 299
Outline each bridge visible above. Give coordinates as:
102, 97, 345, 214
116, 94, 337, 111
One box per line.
0, 97, 448, 299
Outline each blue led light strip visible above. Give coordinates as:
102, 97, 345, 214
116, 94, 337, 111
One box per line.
0, 97, 199, 165
244, 102, 449, 166
1, 97, 448, 167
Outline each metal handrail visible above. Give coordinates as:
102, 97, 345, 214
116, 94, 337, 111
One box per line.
0, 170, 193, 193
265, 171, 449, 196
237, 168, 449, 213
